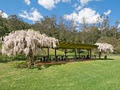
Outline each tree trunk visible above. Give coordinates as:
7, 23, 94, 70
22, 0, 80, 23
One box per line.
99, 52, 101, 59
27, 56, 34, 68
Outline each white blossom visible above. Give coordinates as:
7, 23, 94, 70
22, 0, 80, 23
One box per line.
95, 43, 114, 53
2, 30, 58, 56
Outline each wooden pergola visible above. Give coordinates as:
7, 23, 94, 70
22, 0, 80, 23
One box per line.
45, 42, 98, 62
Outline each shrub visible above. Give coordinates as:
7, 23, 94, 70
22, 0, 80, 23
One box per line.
13, 61, 28, 68
13, 54, 27, 61
0, 54, 27, 62
0, 55, 12, 62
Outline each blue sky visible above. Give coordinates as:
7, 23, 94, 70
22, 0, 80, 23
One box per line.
0, 0, 120, 26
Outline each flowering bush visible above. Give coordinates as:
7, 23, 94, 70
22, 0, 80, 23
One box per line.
95, 43, 114, 53
2, 29, 58, 66
95, 43, 114, 59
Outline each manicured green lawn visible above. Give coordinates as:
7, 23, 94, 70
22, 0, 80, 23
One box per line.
0, 55, 120, 90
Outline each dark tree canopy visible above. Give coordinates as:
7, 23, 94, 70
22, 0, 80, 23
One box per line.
0, 15, 120, 53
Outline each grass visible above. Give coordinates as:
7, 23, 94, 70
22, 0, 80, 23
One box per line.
0, 55, 120, 90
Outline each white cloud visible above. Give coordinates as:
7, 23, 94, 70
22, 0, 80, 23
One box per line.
19, 8, 43, 22
62, 0, 70, 2
76, 6, 82, 11
38, 0, 55, 10
104, 9, 111, 16
64, 8, 103, 24
24, 0, 31, 5
117, 24, 120, 29
55, 0, 60, 3
38, 0, 70, 10
73, 3, 81, 11
80, 0, 92, 6
74, 0, 99, 11
73, 3, 78, 8
0, 10, 8, 18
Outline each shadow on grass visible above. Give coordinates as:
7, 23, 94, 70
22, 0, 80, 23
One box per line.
95, 58, 114, 60
13, 58, 115, 70
0, 60, 26, 63
36, 58, 114, 70
0, 58, 114, 70
37, 63, 66, 70
0, 60, 9, 63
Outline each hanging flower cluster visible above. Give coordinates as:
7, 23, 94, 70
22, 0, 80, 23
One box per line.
2, 30, 58, 56
95, 43, 114, 53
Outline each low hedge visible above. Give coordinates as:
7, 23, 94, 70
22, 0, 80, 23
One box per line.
0, 54, 27, 62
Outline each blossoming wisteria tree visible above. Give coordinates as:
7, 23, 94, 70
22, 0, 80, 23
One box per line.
95, 43, 114, 59
2, 30, 58, 66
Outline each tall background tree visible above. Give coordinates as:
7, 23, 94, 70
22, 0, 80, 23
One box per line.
0, 14, 120, 54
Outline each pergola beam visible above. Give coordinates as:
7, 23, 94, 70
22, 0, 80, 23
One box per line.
57, 42, 98, 50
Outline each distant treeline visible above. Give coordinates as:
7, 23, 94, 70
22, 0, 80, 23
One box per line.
0, 15, 120, 53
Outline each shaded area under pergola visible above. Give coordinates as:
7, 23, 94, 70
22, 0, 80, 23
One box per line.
35, 42, 98, 62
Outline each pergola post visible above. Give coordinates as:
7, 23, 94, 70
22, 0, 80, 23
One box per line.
99, 51, 101, 59
75, 49, 77, 60
55, 48, 57, 61
65, 49, 67, 60
90, 49, 92, 59
87, 49, 89, 56
47, 47, 50, 62
87, 49, 90, 59
79, 49, 80, 59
